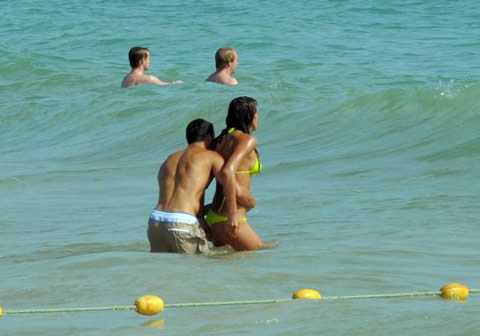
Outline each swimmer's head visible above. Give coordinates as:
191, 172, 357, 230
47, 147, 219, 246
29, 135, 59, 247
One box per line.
215, 48, 237, 71
226, 96, 257, 134
128, 46, 150, 69
186, 119, 215, 145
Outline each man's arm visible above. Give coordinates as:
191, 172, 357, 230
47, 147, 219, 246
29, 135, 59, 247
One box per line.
143, 75, 183, 86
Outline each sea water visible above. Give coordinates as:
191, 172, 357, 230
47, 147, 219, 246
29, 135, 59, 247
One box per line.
1, 0, 479, 335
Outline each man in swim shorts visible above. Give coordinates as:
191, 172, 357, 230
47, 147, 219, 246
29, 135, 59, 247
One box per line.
206, 47, 239, 85
121, 46, 183, 88
147, 118, 238, 254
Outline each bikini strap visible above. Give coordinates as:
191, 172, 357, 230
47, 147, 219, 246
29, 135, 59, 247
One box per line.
218, 197, 226, 213
228, 127, 236, 134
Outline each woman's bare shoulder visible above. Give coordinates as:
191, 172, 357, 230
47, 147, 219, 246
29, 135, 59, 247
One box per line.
234, 131, 257, 148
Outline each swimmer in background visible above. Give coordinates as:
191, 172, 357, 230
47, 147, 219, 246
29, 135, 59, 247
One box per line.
206, 47, 239, 86
121, 46, 183, 88
147, 118, 238, 254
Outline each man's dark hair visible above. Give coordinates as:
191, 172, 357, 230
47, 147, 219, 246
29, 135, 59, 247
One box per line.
128, 46, 149, 68
186, 119, 215, 144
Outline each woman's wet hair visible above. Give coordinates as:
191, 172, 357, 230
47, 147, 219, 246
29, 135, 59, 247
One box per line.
186, 118, 214, 144
211, 97, 257, 149
226, 96, 257, 133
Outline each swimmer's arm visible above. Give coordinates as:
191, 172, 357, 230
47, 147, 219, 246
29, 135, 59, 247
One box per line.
143, 75, 183, 86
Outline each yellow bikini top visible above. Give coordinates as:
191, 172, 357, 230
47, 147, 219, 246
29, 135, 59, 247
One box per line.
228, 128, 262, 175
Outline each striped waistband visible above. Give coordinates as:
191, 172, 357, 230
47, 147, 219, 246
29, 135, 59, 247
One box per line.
149, 209, 198, 225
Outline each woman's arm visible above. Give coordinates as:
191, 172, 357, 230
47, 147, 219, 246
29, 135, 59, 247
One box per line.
236, 184, 256, 210
211, 152, 238, 235
219, 133, 257, 236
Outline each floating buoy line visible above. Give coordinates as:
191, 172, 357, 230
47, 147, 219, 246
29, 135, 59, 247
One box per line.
1, 283, 476, 318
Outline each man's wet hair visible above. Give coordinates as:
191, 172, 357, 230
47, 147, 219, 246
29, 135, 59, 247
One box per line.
186, 119, 215, 144
128, 46, 149, 68
215, 47, 236, 70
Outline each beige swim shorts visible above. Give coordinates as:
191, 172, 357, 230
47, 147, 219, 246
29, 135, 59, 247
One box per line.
147, 209, 209, 255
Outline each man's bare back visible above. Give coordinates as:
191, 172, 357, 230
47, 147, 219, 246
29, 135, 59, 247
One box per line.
206, 47, 239, 86
157, 144, 223, 216
147, 119, 237, 254
121, 46, 182, 88
157, 150, 183, 207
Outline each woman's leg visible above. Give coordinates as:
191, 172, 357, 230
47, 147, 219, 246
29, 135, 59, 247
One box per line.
210, 220, 262, 251
231, 220, 263, 251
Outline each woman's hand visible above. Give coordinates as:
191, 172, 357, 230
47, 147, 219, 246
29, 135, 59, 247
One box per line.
227, 213, 240, 238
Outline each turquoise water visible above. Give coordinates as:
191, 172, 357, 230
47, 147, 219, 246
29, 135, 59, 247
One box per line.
1, 0, 480, 334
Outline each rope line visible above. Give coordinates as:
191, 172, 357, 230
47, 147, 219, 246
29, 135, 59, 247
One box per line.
322, 291, 441, 300
3, 289, 479, 315
165, 298, 292, 308
5, 306, 135, 315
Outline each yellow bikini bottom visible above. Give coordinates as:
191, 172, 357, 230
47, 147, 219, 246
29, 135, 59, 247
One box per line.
206, 210, 247, 228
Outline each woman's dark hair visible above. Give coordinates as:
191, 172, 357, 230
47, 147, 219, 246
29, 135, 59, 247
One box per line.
186, 118, 214, 144
211, 96, 257, 149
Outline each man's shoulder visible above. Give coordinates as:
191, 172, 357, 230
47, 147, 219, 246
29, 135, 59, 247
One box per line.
169, 150, 185, 159
161, 150, 184, 169
191, 148, 224, 166
121, 73, 136, 88
133, 74, 155, 84
207, 148, 224, 159
122, 70, 155, 88
227, 76, 238, 85
194, 148, 222, 159
206, 72, 237, 85
206, 73, 220, 83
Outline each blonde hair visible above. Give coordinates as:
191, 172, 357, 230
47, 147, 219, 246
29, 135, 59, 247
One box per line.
215, 47, 236, 70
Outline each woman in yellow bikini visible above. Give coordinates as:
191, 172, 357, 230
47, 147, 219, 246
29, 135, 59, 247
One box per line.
206, 96, 263, 251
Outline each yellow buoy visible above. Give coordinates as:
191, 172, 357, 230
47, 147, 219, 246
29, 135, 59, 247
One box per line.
135, 295, 165, 315
0, 305, 3, 317
440, 283, 470, 301
292, 288, 322, 300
